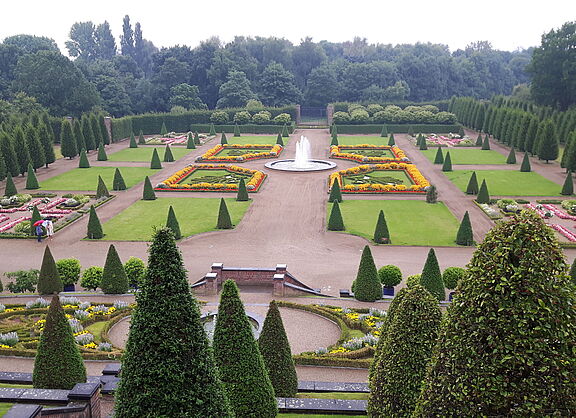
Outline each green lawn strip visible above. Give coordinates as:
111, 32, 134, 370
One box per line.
342, 170, 413, 187
420, 148, 508, 165
0, 384, 32, 388
218, 148, 271, 157
444, 170, 562, 196
84, 321, 107, 343
348, 329, 365, 339
101, 197, 251, 241
279, 414, 364, 418
228, 136, 280, 145
107, 147, 191, 162
40, 167, 155, 191
338, 148, 395, 158
0, 403, 13, 416
296, 392, 368, 401
338, 136, 389, 146
330, 200, 460, 246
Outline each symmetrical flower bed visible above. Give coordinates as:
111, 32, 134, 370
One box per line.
145, 132, 211, 145
329, 163, 429, 194
198, 144, 283, 162
424, 133, 474, 147
329, 144, 410, 163
156, 164, 266, 192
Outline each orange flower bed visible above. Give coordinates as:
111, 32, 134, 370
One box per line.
329, 144, 409, 163
199, 144, 283, 162
328, 163, 429, 194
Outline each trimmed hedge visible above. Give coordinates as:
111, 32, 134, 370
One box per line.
333, 124, 461, 134
332, 101, 450, 113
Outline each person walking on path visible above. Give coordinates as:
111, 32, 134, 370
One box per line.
35, 224, 43, 243
43, 220, 54, 240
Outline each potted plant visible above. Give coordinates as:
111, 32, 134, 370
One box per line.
378, 265, 402, 296
55, 258, 81, 292
124, 257, 146, 290
442, 266, 466, 301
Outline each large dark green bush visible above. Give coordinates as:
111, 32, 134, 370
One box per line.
456, 211, 474, 246
506, 147, 517, 164
373, 210, 390, 243
163, 144, 174, 162
4, 173, 17, 197
520, 152, 531, 172
433, 147, 444, 164
354, 245, 381, 302
441, 151, 452, 171
378, 265, 402, 287
5, 269, 38, 293
97, 142, 107, 161
87, 205, 103, 239
37, 246, 63, 295
420, 248, 445, 301
465, 171, 479, 194
328, 180, 342, 203
216, 198, 233, 229
142, 176, 156, 200
561, 172, 574, 196
327, 201, 345, 231
55, 258, 81, 286
166, 206, 182, 240
124, 257, 146, 288
60, 119, 77, 159
236, 178, 249, 201
112, 168, 126, 191
95, 175, 109, 199
150, 148, 162, 169
129, 132, 137, 148
100, 244, 129, 294
476, 179, 490, 204
78, 149, 90, 168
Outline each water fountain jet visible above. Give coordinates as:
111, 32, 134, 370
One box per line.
265, 135, 336, 172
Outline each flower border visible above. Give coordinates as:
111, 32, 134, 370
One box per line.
198, 144, 283, 162
329, 144, 409, 163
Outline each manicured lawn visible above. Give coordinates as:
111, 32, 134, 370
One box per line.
182, 169, 250, 185
296, 392, 368, 401
444, 170, 562, 196
421, 148, 508, 165
40, 167, 155, 191
279, 414, 364, 418
227, 135, 280, 145
0, 384, 32, 388
338, 136, 389, 145
101, 198, 251, 241
342, 170, 413, 187
218, 148, 271, 156
0, 403, 13, 416
107, 146, 192, 162
329, 200, 460, 246
85, 321, 107, 343
338, 147, 395, 157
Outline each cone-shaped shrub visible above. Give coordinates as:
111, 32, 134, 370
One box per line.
73, 120, 85, 156
163, 144, 174, 162
4, 173, 16, 196
95, 175, 109, 199
419, 134, 428, 150
138, 130, 145, 145
328, 180, 342, 203
561, 171, 574, 196
209, 123, 216, 136
415, 212, 576, 416
465, 172, 479, 195
60, 120, 77, 159
442, 151, 452, 171
236, 178, 249, 201
160, 122, 167, 136
216, 198, 233, 229
234, 124, 241, 137
331, 133, 338, 146
194, 131, 201, 145
150, 148, 162, 169
426, 185, 438, 204
276, 133, 284, 146
354, 245, 381, 302
78, 149, 90, 168
520, 152, 531, 172
97, 142, 107, 161
368, 285, 441, 417
456, 211, 474, 246
87, 205, 103, 239
129, 132, 137, 148
433, 147, 444, 164
408, 125, 415, 137
570, 258, 576, 284
115, 228, 232, 417
476, 179, 490, 204
100, 244, 128, 294
142, 176, 156, 200
37, 246, 63, 295
186, 132, 196, 149
32, 296, 86, 389
388, 133, 395, 146
482, 135, 490, 150
113, 168, 126, 191
506, 147, 516, 164
214, 280, 277, 417
25, 163, 39, 189
373, 210, 390, 244
458, 126, 465, 137
221, 131, 228, 145
30, 206, 41, 236
258, 301, 298, 398
166, 205, 181, 239
327, 201, 345, 231
380, 125, 388, 137
475, 134, 483, 146
420, 248, 445, 301
282, 124, 289, 137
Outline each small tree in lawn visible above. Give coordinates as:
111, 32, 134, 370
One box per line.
426, 185, 438, 204
234, 124, 241, 137
186, 132, 196, 149
142, 176, 156, 200
328, 179, 342, 203
163, 144, 174, 162
506, 147, 516, 164
465, 172, 479, 194
327, 201, 345, 231
113, 168, 126, 191
160, 122, 167, 136
282, 124, 289, 137
194, 131, 201, 145
561, 171, 574, 196
258, 301, 298, 398
100, 244, 128, 294
331, 133, 338, 146
433, 147, 444, 164
476, 179, 490, 204
96, 175, 109, 199
166, 205, 182, 239
236, 178, 249, 201
373, 210, 390, 243
4, 173, 16, 196
37, 246, 63, 295
482, 135, 490, 150
276, 133, 284, 146
380, 125, 388, 137
150, 148, 162, 169
209, 123, 216, 136
520, 152, 531, 172
87, 205, 103, 239
33, 296, 86, 389
138, 130, 145, 145
388, 133, 395, 146
217, 198, 233, 229
221, 131, 228, 145
420, 248, 445, 301
97, 142, 107, 161
419, 134, 428, 150
442, 151, 452, 171
456, 211, 474, 246
354, 245, 381, 302
129, 132, 137, 148
78, 149, 90, 168
475, 134, 483, 146
25, 163, 39, 189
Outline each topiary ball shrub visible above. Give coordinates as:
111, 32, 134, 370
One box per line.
55, 258, 81, 288
80, 266, 103, 291
378, 265, 402, 296
442, 267, 466, 291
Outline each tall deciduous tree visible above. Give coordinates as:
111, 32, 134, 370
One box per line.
216, 71, 258, 109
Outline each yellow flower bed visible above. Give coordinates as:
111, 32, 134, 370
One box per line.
330, 145, 408, 163
158, 164, 266, 192
200, 144, 282, 162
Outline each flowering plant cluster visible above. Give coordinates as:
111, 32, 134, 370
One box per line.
551, 224, 576, 242
198, 144, 283, 162
424, 133, 472, 147
330, 144, 409, 163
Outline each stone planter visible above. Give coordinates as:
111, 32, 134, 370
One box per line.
63, 284, 75, 292
382, 286, 395, 297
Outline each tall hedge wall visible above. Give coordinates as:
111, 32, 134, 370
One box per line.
111, 118, 134, 142
334, 124, 462, 134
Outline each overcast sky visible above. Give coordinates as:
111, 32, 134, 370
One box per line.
1, 0, 574, 54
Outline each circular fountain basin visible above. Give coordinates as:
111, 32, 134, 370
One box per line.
265, 159, 337, 172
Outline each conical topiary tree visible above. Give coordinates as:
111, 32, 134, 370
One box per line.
466, 172, 479, 195
408, 125, 415, 137
186, 132, 196, 149
475, 134, 483, 146
561, 171, 574, 196
282, 124, 289, 137
331, 124, 338, 135
456, 211, 474, 246
209, 123, 216, 136
113, 168, 126, 191
78, 149, 90, 168
213, 280, 277, 417
163, 144, 174, 162
166, 205, 181, 240
258, 301, 298, 398
114, 228, 233, 417
433, 147, 444, 164
221, 131, 228, 145
88, 114, 101, 150
73, 120, 86, 155
420, 248, 445, 301
354, 245, 381, 302
129, 132, 137, 148
426, 185, 438, 204
96, 175, 109, 199
97, 142, 107, 161
100, 244, 129, 294
38, 123, 56, 168
327, 201, 345, 231
26, 124, 45, 170
442, 151, 452, 171
150, 148, 162, 169
419, 134, 428, 150
138, 130, 145, 145
520, 152, 531, 172
570, 258, 576, 284
234, 124, 241, 137
331, 133, 339, 146
373, 210, 390, 244
415, 211, 576, 416
368, 285, 441, 417
328, 179, 342, 203
81, 115, 95, 152
142, 176, 156, 200
99, 114, 110, 145
32, 296, 86, 389
37, 246, 63, 295
276, 133, 284, 146
160, 122, 168, 136
482, 135, 490, 150
537, 120, 559, 163
30, 206, 41, 236
380, 125, 388, 137
236, 178, 249, 201
476, 179, 490, 204
60, 120, 77, 159
216, 198, 233, 229
25, 163, 39, 189
4, 173, 16, 197
388, 133, 395, 146
194, 131, 201, 145
506, 147, 516, 164
87, 205, 103, 239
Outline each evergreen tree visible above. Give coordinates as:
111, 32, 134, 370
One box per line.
380, 125, 388, 137
258, 301, 298, 398
0, 154, 5, 181
373, 210, 390, 244
532, 122, 544, 155
420, 248, 445, 301
408, 125, 415, 137
236, 178, 249, 201
331, 132, 338, 146
456, 211, 474, 246
332, 124, 338, 135
537, 120, 559, 162
525, 117, 539, 155
388, 133, 395, 146
98, 114, 110, 145
481, 135, 490, 150
60, 120, 77, 159
78, 149, 90, 168
419, 134, 428, 150
115, 228, 232, 417
80, 115, 94, 153
113, 168, 126, 191
150, 148, 162, 169
186, 132, 196, 149
129, 132, 137, 148
221, 131, 228, 145
327, 201, 345, 231
1, 133, 20, 176
32, 296, 86, 389
72, 120, 86, 155
234, 123, 241, 137
566, 133, 576, 172
100, 244, 129, 294
96, 175, 109, 198
37, 246, 63, 295
442, 151, 452, 171
216, 198, 233, 229
276, 133, 284, 146
25, 125, 45, 170
328, 179, 342, 203
465, 172, 479, 195
166, 205, 181, 240
520, 152, 532, 172
476, 179, 490, 204
138, 130, 146, 145
97, 142, 107, 161
213, 280, 277, 417
570, 258, 576, 284
433, 147, 444, 164
458, 125, 465, 137
282, 124, 289, 137
87, 205, 103, 239
561, 171, 574, 196
30, 206, 41, 236
14, 127, 30, 175
163, 144, 174, 162
194, 131, 201, 145
353, 245, 381, 302
209, 123, 216, 136
4, 173, 17, 197
426, 185, 438, 204
142, 176, 156, 200
25, 162, 39, 189
475, 134, 483, 146
160, 122, 168, 136
89, 114, 102, 149
506, 146, 517, 164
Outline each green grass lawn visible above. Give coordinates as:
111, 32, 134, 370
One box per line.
296, 392, 368, 401
227, 135, 280, 145
444, 170, 562, 196
40, 167, 155, 191
342, 170, 413, 187
338, 147, 395, 158
218, 148, 271, 156
421, 148, 508, 165
101, 198, 251, 241
330, 200, 460, 246
279, 415, 363, 418
182, 169, 250, 185
0, 403, 13, 416
338, 136, 389, 145
107, 146, 192, 162
0, 384, 32, 388
85, 321, 107, 343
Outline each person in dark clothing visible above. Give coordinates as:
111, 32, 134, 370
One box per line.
36, 224, 43, 242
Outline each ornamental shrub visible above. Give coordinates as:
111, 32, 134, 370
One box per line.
537, 119, 559, 163
73, 120, 85, 156
433, 147, 444, 164
30, 206, 41, 236
415, 211, 576, 416
129, 132, 137, 148
327, 201, 345, 231
210, 111, 229, 124
378, 265, 402, 287
380, 125, 388, 137
236, 178, 249, 201
233, 124, 241, 137
95, 175, 109, 199
55, 259, 81, 286
209, 124, 216, 136
25, 163, 39, 189
213, 280, 276, 417
482, 135, 490, 150
150, 148, 162, 169
570, 258, 576, 284
353, 245, 381, 302
373, 210, 390, 243
32, 296, 86, 389
465, 172, 479, 194
114, 228, 232, 417
331, 124, 338, 135
406, 274, 421, 288
368, 285, 441, 417
4, 173, 16, 197
476, 179, 490, 204
186, 132, 195, 149
217, 198, 233, 229
138, 130, 145, 145
97, 142, 107, 161
112, 168, 126, 191
561, 172, 574, 196
328, 180, 342, 203
142, 176, 156, 200
520, 152, 531, 172
408, 125, 415, 137
221, 131, 228, 145
420, 248, 445, 301
388, 133, 395, 146
274, 113, 291, 124
442, 266, 465, 290
253, 112, 271, 124
276, 133, 284, 146
80, 266, 102, 290
78, 149, 90, 168
332, 111, 350, 124
160, 122, 168, 135
426, 185, 437, 204
456, 211, 474, 246
258, 301, 298, 397
441, 151, 452, 171
166, 205, 182, 239
475, 134, 483, 146
331, 133, 338, 146
123, 257, 146, 288
234, 111, 252, 124
100, 244, 129, 294
37, 246, 63, 295
60, 120, 77, 159
282, 124, 289, 137
419, 134, 428, 150
194, 131, 201, 144
87, 205, 103, 239
163, 144, 174, 162
80, 116, 93, 152
88, 114, 101, 150
506, 146, 516, 164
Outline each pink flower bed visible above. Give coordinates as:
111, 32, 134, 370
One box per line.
525, 203, 547, 218
0, 215, 9, 224
157, 135, 187, 145
18, 199, 42, 211
0, 208, 17, 213
551, 224, 576, 242
426, 135, 467, 147
542, 204, 576, 221
0, 216, 31, 232
41, 209, 72, 215
41, 198, 67, 210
